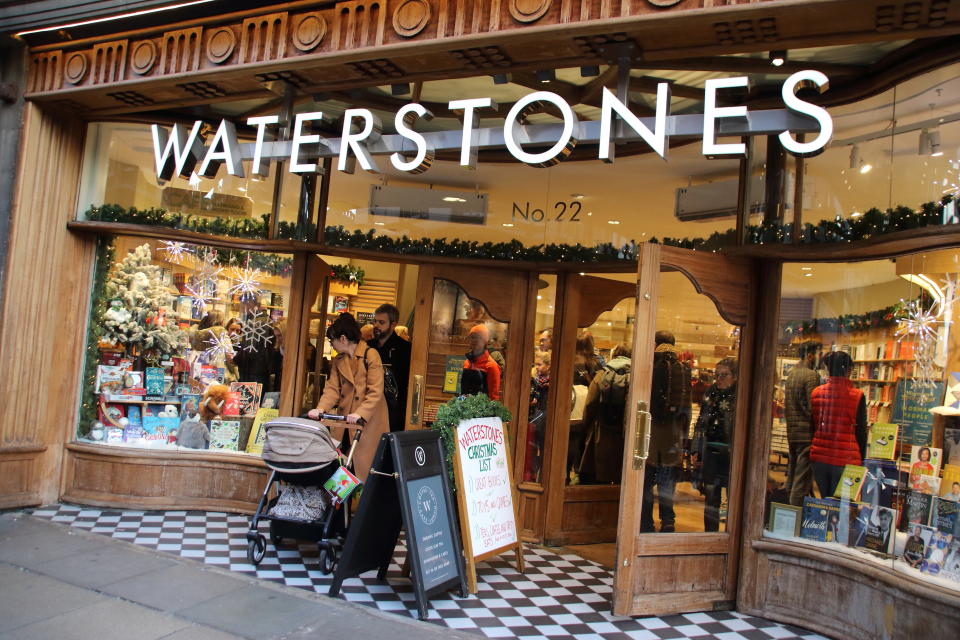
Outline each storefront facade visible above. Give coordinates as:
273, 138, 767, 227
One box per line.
3, 0, 960, 636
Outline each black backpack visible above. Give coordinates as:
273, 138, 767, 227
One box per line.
597, 363, 630, 430
364, 348, 400, 410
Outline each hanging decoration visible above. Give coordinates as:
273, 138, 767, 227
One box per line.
185, 251, 223, 313
895, 297, 941, 399
236, 309, 275, 352
160, 241, 194, 264
330, 264, 366, 286
782, 295, 934, 337
228, 266, 264, 302
201, 329, 235, 362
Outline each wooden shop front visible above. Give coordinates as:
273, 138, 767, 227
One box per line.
3, 0, 960, 635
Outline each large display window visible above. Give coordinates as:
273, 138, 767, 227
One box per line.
78, 235, 293, 454
765, 254, 960, 591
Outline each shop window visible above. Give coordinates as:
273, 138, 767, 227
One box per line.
765, 255, 960, 591
76, 122, 302, 240
522, 274, 556, 484
79, 235, 293, 454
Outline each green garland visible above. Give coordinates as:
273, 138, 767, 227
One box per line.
207, 248, 294, 277
329, 264, 366, 286
430, 393, 512, 488
77, 236, 116, 436
84, 194, 956, 264
83, 204, 316, 242
783, 294, 933, 337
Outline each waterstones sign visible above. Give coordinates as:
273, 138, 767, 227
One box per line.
151, 71, 832, 181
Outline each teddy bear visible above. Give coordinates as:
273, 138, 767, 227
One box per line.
199, 383, 230, 420
177, 412, 209, 449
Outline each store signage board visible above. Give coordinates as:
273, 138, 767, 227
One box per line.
329, 430, 467, 619
151, 71, 833, 181
453, 417, 524, 593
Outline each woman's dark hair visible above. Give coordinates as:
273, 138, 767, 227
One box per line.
716, 357, 738, 379
822, 350, 853, 377
326, 312, 361, 343
198, 310, 224, 330
918, 446, 931, 462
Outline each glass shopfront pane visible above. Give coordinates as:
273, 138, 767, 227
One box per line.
77, 122, 279, 238
765, 255, 960, 592
523, 274, 556, 484
78, 235, 293, 454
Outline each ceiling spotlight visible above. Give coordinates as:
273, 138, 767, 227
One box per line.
391, 83, 410, 96
930, 129, 943, 157
850, 144, 872, 174
580, 65, 600, 77
607, 219, 621, 225
491, 73, 511, 85
571, 193, 585, 199
769, 50, 786, 67
535, 69, 556, 84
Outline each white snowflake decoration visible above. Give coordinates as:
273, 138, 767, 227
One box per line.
895, 298, 941, 398
201, 329, 235, 362
228, 267, 263, 302
237, 310, 274, 352
160, 241, 194, 264
185, 253, 223, 311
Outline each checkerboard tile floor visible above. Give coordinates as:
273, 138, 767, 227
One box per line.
29, 504, 826, 640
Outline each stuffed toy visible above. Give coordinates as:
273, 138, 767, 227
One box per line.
200, 384, 230, 420
177, 413, 209, 449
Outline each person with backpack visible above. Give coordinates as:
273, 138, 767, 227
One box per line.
372, 303, 411, 432
642, 331, 692, 533
581, 343, 632, 484
307, 312, 388, 481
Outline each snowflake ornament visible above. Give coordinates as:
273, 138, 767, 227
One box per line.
237, 309, 274, 352
201, 329, 235, 362
160, 241, 194, 264
228, 267, 263, 302
895, 298, 941, 398
185, 254, 223, 311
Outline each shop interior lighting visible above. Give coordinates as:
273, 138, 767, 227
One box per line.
580, 66, 600, 77
769, 50, 787, 67
607, 219, 621, 225
900, 273, 945, 306
391, 83, 411, 96
442, 196, 467, 202
502, 223, 514, 227
571, 193, 585, 199
491, 73, 512, 85
930, 129, 944, 157
535, 69, 556, 84
850, 144, 872, 174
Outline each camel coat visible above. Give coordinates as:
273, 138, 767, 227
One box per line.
315, 340, 389, 481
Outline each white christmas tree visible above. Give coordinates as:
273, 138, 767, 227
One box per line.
101, 244, 187, 356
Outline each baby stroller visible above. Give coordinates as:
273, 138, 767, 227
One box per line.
245, 414, 363, 574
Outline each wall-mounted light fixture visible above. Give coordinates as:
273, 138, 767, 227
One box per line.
535, 69, 556, 84
769, 50, 786, 67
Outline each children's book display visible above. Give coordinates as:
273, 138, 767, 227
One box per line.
90, 348, 266, 454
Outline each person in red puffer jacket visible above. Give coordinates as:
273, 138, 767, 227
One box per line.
810, 350, 867, 499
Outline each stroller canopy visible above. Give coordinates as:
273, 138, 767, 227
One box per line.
261, 417, 339, 472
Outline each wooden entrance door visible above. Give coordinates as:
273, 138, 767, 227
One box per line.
406, 264, 535, 438
613, 243, 754, 616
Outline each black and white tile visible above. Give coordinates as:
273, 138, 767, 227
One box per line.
29, 504, 826, 640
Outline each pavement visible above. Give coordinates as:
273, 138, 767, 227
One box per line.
0, 511, 479, 640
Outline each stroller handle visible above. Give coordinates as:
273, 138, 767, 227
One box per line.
302, 412, 366, 428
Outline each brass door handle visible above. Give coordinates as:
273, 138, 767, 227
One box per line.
633, 400, 651, 470
410, 374, 423, 426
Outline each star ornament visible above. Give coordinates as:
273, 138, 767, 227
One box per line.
228, 267, 263, 302
160, 241, 194, 264
894, 299, 938, 343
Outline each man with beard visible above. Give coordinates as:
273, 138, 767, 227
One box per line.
372, 303, 411, 432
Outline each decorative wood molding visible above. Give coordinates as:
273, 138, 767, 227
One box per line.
21, 0, 960, 116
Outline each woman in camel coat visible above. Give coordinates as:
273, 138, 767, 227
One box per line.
307, 313, 389, 481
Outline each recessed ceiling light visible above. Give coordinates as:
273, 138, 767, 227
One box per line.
442, 196, 466, 203
579, 272, 585, 276
502, 223, 514, 227
374, 222, 385, 226
571, 193, 585, 199
607, 220, 621, 225
800, 266, 813, 271
537, 295, 542, 300
804, 273, 813, 277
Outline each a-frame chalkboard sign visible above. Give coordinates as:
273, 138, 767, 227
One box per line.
329, 430, 468, 619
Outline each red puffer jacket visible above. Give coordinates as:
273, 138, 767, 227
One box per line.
810, 377, 864, 467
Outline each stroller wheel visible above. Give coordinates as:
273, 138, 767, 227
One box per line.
318, 548, 336, 575
247, 534, 266, 565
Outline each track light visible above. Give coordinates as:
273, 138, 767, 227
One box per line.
580, 65, 600, 77
850, 144, 872, 174
390, 83, 410, 96
491, 73, 511, 85
919, 129, 944, 157
535, 69, 555, 84
769, 50, 786, 67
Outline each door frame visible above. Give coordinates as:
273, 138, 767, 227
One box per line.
613, 243, 757, 616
